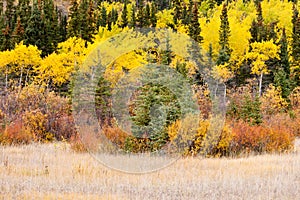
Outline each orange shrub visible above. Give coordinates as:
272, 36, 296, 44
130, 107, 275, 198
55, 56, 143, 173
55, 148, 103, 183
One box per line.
102, 125, 129, 148
0, 119, 32, 145
290, 86, 300, 111
230, 120, 294, 155
22, 110, 54, 142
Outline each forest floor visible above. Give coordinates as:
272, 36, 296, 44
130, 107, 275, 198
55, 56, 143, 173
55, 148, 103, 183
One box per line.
0, 139, 299, 199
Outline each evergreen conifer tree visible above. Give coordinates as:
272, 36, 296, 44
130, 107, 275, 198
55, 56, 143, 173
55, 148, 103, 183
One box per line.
98, 5, 107, 28
188, 3, 203, 43
250, 2, 266, 43
217, 3, 231, 65
144, 3, 151, 27
150, 2, 157, 27
67, 0, 80, 38
12, 17, 24, 45
129, 5, 136, 28
121, 1, 128, 28
58, 10, 68, 42
173, 0, 181, 24
24, 2, 46, 55
137, 4, 144, 27
292, 4, 300, 66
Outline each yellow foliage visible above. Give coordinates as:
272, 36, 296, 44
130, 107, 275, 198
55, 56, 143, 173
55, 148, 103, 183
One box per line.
93, 25, 129, 44
246, 40, 279, 75
156, 9, 174, 28
261, 0, 293, 37
175, 22, 189, 35
212, 63, 234, 82
261, 84, 288, 115
0, 50, 13, 70
11, 41, 41, 68
0, 42, 41, 86
35, 37, 91, 86
289, 86, 300, 110
215, 124, 233, 156
105, 50, 147, 85
201, 0, 255, 66
192, 119, 210, 154
23, 110, 54, 142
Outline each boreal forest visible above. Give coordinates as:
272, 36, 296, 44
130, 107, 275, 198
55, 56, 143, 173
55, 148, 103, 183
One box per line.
0, 0, 300, 156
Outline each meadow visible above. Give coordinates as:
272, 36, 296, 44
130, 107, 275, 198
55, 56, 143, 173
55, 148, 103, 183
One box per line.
0, 139, 299, 200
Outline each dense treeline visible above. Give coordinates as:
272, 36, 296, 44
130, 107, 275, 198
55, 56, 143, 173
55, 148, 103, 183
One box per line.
0, 0, 300, 93
1, 0, 300, 156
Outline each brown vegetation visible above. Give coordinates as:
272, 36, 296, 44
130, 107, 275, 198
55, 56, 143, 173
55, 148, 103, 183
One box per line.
0, 141, 299, 199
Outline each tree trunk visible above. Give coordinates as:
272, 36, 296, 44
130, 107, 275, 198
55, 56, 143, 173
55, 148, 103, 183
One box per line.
258, 72, 263, 97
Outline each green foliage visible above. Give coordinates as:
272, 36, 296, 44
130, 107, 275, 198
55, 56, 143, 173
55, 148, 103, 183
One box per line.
227, 89, 263, 125
67, 0, 80, 38
98, 4, 107, 28
188, 3, 203, 43
129, 5, 136, 28
240, 95, 262, 125
121, 2, 128, 28
130, 83, 181, 152
217, 3, 232, 65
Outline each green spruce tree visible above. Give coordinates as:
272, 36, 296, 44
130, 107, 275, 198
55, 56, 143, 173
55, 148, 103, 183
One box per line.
129, 5, 136, 28
24, 2, 46, 55
144, 3, 151, 27
98, 5, 107, 28
188, 3, 203, 43
150, 2, 157, 27
217, 3, 232, 65
173, 0, 181, 24
121, 1, 128, 28
67, 0, 80, 38
137, 4, 144, 27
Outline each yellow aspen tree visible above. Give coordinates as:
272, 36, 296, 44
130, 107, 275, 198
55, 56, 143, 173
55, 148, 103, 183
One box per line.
245, 40, 279, 96
10, 42, 41, 89
35, 37, 90, 88
0, 50, 13, 91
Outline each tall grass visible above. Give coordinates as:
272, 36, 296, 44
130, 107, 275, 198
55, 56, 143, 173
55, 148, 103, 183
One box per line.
0, 140, 299, 199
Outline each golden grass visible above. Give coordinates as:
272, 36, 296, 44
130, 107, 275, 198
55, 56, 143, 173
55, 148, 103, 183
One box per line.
0, 139, 299, 199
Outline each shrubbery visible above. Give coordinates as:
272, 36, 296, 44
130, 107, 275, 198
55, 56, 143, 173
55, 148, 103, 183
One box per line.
0, 85, 76, 145
1, 83, 298, 157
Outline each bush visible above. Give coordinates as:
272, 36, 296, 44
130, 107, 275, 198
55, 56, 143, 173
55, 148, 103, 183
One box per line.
290, 86, 300, 110
0, 85, 76, 145
102, 125, 129, 148
261, 84, 288, 116
23, 110, 54, 142
0, 119, 32, 145
230, 120, 294, 155
227, 86, 262, 125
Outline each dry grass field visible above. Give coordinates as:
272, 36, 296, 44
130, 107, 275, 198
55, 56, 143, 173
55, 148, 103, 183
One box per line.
0, 139, 299, 200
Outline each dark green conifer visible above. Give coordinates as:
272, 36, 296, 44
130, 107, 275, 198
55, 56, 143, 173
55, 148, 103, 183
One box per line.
217, 3, 231, 65
129, 5, 136, 28
188, 3, 203, 43
150, 2, 157, 27
121, 1, 128, 28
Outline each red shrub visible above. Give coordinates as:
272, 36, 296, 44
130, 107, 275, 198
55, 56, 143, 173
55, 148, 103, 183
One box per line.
0, 119, 32, 145
230, 120, 294, 155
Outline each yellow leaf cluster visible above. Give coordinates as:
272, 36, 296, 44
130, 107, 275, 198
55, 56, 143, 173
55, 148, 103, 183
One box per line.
35, 37, 91, 86
156, 9, 174, 28
0, 42, 41, 84
261, 84, 288, 115
246, 40, 279, 75
212, 63, 233, 82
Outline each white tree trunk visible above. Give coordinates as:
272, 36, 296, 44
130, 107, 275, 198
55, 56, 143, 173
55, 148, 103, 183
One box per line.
258, 72, 263, 97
